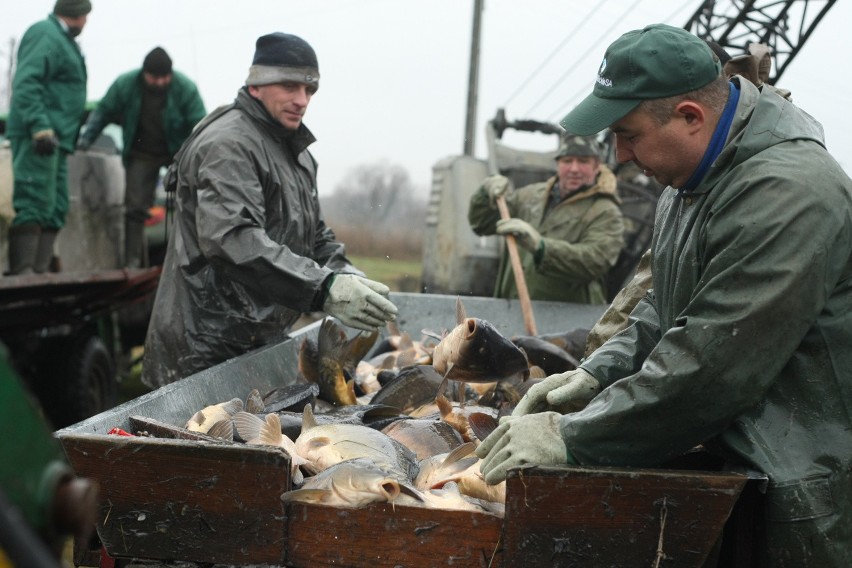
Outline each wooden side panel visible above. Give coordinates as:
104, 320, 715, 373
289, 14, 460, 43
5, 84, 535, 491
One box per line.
502, 465, 747, 568
59, 433, 290, 565
285, 502, 503, 568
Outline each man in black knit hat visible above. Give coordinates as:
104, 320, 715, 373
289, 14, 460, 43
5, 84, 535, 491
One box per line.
5, 0, 91, 275
142, 32, 397, 388
77, 46, 206, 268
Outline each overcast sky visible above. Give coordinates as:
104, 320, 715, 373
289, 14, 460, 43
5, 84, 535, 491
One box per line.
2, 0, 850, 196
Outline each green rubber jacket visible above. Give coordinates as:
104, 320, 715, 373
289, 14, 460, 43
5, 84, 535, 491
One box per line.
573, 79, 852, 565
78, 68, 207, 164
6, 14, 87, 151
468, 166, 624, 303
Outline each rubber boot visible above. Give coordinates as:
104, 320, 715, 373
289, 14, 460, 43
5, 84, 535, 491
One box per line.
124, 220, 145, 268
7, 224, 41, 275
33, 229, 59, 274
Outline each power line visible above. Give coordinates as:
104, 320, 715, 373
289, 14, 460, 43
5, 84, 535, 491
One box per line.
502, 0, 613, 108
522, 0, 647, 118
543, 0, 699, 124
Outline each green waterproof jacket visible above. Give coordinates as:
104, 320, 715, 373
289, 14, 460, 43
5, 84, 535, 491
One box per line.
142, 89, 362, 388
573, 79, 852, 565
468, 166, 624, 303
78, 68, 207, 164
6, 14, 87, 152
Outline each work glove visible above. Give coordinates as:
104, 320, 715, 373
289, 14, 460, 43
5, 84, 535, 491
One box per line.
32, 130, 59, 157
475, 411, 575, 485
322, 274, 398, 332
512, 368, 600, 416
482, 175, 512, 206
496, 218, 542, 253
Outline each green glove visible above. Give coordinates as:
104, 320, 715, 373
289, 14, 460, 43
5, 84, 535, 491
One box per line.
512, 368, 600, 416
482, 175, 511, 206
496, 218, 542, 252
322, 274, 398, 331
475, 411, 572, 485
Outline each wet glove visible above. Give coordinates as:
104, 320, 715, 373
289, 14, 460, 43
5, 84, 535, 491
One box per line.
475, 411, 575, 485
512, 368, 600, 416
32, 130, 59, 157
482, 175, 511, 206
322, 274, 398, 332
496, 218, 542, 253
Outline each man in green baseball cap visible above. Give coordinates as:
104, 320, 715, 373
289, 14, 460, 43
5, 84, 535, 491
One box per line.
476, 23, 852, 566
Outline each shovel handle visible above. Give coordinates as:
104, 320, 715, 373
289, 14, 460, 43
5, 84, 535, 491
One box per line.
496, 195, 538, 335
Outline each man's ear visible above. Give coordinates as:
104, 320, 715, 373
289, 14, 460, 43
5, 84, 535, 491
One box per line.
674, 101, 706, 132
247, 85, 260, 98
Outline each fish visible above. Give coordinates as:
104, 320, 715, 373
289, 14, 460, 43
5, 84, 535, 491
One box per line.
414, 442, 479, 490
185, 397, 244, 434
431, 297, 529, 384
382, 418, 465, 460
280, 458, 424, 507
294, 404, 419, 481
395, 481, 504, 515
262, 382, 320, 414
233, 411, 311, 484
535, 328, 590, 362
368, 365, 446, 413
511, 335, 579, 375
308, 318, 379, 406
435, 389, 499, 443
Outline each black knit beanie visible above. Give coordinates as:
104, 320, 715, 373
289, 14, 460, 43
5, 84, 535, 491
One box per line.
54, 0, 92, 17
143, 47, 173, 77
245, 32, 319, 89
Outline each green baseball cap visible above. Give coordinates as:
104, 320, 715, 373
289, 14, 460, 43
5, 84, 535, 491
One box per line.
561, 24, 722, 136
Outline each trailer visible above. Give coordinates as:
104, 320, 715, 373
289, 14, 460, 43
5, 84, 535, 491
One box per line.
55, 293, 758, 568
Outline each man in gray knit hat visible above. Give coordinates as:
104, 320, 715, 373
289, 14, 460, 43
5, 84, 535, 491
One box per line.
143, 32, 397, 388
5, 0, 91, 274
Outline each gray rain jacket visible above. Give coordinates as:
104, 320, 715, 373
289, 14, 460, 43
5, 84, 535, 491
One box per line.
573, 79, 852, 565
142, 89, 361, 388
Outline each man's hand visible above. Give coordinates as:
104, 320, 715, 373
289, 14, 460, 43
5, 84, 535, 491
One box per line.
76, 137, 92, 152
475, 411, 572, 484
322, 274, 398, 331
512, 368, 601, 416
482, 175, 511, 206
496, 218, 542, 252
32, 130, 59, 157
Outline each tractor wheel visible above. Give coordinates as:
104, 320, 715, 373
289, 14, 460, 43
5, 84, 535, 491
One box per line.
39, 334, 117, 428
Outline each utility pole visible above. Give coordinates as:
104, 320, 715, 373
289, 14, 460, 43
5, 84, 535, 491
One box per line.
463, 0, 484, 156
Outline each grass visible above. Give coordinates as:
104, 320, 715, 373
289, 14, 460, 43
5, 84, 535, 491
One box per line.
349, 254, 422, 292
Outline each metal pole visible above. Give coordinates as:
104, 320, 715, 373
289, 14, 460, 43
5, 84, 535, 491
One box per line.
463, 0, 484, 156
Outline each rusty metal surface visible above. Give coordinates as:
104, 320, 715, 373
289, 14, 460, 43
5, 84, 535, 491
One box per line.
0, 267, 161, 331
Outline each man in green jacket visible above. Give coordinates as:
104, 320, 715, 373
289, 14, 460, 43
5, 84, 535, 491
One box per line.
5, 0, 91, 275
476, 24, 852, 566
77, 47, 207, 267
468, 135, 624, 303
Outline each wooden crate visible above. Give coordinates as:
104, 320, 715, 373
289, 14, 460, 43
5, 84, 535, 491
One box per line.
502, 465, 747, 568
60, 433, 290, 565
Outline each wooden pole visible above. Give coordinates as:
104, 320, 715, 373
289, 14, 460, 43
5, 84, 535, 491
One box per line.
495, 195, 538, 335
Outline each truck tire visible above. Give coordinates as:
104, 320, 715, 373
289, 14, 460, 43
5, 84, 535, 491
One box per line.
39, 334, 118, 428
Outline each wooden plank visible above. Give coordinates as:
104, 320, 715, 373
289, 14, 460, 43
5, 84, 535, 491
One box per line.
502, 465, 746, 568
59, 434, 290, 565
285, 501, 503, 567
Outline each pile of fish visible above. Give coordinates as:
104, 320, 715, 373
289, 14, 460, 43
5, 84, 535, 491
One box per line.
180, 298, 584, 515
